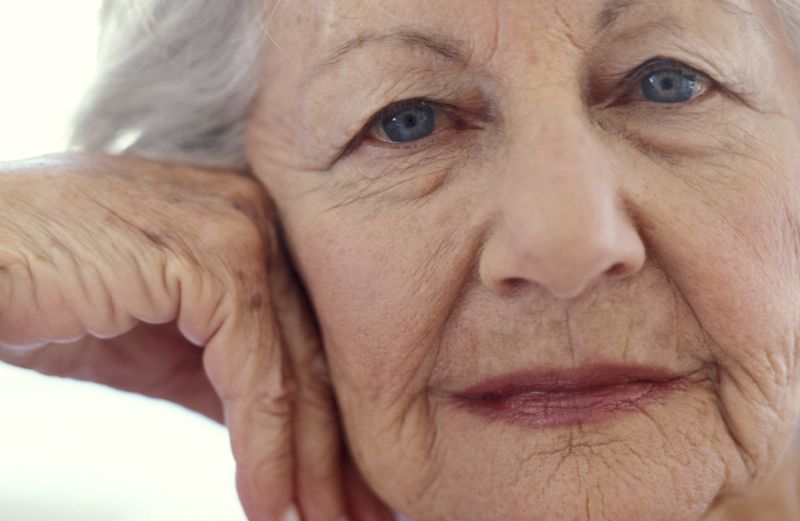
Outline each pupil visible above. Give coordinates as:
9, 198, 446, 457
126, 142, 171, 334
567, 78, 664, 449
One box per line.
403, 115, 417, 128
659, 78, 674, 90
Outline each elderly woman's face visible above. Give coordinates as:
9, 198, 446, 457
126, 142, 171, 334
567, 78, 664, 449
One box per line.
247, 0, 800, 519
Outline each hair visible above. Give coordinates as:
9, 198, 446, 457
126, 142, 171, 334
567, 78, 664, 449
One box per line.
70, 0, 266, 168
773, 0, 800, 49
70, 0, 800, 169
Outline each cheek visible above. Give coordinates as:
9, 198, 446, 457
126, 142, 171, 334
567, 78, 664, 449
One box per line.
679, 165, 800, 386
284, 201, 480, 404
631, 126, 800, 481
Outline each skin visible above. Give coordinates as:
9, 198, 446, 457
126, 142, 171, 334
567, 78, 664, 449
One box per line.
245, 0, 800, 519
0, 155, 366, 521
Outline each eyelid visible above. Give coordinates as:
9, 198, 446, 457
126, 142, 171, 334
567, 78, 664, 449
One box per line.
623, 57, 711, 83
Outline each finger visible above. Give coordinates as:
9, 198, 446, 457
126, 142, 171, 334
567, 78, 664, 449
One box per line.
268, 235, 347, 521
293, 351, 346, 521
120, 322, 223, 421
343, 456, 396, 521
0, 323, 224, 422
147, 355, 222, 422
199, 264, 296, 521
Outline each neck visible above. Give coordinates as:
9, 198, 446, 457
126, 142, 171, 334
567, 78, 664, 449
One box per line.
702, 440, 800, 521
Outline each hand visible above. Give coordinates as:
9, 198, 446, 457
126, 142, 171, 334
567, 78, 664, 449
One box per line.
0, 153, 393, 521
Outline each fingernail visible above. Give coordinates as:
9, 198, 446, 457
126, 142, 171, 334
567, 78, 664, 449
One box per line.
281, 503, 301, 521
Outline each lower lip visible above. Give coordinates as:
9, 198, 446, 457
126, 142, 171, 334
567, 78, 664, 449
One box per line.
454, 378, 684, 429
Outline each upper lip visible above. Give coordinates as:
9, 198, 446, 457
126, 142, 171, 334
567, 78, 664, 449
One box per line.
453, 364, 685, 400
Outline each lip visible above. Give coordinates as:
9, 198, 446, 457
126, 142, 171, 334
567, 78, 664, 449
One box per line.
452, 364, 686, 428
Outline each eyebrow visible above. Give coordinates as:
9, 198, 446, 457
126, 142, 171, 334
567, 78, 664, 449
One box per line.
312, 28, 468, 79
596, 0, 752, 33
596, 0, 641, 33
311, 28, 468, 83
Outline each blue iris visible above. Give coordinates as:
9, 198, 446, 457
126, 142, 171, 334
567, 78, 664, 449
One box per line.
381, 101, 436, 143
641, 69, 698, 103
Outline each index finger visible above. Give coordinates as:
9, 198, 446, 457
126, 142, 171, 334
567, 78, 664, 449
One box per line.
192, 254, 297, 521
210, 302, 296, 520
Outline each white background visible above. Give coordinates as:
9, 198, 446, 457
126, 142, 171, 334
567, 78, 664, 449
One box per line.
0, 2, 247, 520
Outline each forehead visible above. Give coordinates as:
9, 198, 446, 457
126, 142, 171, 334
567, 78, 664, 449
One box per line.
264, 0, 764, 90
288, 0, 758, 55
323, 0, 751, 32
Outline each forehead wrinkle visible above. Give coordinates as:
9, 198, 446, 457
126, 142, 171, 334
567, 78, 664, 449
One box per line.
306, 0, 759, 84
290, 0, 774, 123
596, 0, 638, 33
309, 28, 468, 83
597, 0, 758, 34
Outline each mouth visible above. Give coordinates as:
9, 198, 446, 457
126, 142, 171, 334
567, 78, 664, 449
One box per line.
451, 364, 687, 428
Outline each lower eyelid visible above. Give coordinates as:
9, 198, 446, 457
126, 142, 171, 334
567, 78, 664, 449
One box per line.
607, 91, 725, 119
367, 126, 452, 149
363, 121, 483, 158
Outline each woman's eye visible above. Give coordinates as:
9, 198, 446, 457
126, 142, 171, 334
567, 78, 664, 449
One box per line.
337, 97, 479, 158
623, 59, 712, 105
640, 68, 700, 103
371, 100, 444, 144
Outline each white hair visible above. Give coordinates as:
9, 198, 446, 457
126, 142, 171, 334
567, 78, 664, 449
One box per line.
70, 0, 266, 168
69, 0, 800, 169
772, 0, 800, 49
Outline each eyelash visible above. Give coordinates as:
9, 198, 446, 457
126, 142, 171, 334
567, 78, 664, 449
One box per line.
344, 57, 716, 154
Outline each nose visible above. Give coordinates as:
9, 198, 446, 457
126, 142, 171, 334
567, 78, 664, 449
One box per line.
478, 112, 645, 300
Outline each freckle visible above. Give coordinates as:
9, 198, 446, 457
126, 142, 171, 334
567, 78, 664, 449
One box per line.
250, 293, 263, 309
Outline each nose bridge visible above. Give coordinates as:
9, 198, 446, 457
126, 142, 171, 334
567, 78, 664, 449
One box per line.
503, 108, 615, 238
479, 103, 645, 299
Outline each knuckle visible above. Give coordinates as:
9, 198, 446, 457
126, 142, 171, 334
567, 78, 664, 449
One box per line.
2, 250, 85, 344
198, 223, 279, 302
296, 355, 335, 412
186, 193, 280, 282
226, 377, 297, 468
298, 379, 335, 416
221, 175, 276, 221
210, 345, 297, 420
198, 212, 268, 262
252, 375, 297, 421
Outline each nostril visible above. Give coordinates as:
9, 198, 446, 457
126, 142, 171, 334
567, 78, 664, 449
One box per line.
503, 277, 527, 294
606, 262, 628, 277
